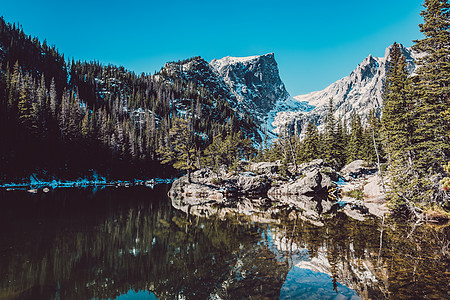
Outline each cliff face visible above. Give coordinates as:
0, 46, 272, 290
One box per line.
210, 53, 290, 123
160, 57, 235, 102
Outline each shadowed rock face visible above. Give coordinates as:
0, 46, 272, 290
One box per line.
268, 169, 336, 196
210, 53, 289, 121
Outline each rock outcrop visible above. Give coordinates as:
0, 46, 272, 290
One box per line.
168, 160, 389, 223
340, 159, 378, 181
168, 167, 272, 204
268, 169, 335, 196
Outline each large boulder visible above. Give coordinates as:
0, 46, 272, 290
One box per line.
236, 173, 271, 195
169, 168, 272, 201
268, 169, 336, 197
248, 161, 281, 176
340, 160, 377, 181
168, 170, 226, 204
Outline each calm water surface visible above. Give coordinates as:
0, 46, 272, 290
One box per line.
0, 185, 448, 299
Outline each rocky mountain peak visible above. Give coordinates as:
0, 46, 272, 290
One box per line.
210, 53, 289, 122
284, 43, 419, 138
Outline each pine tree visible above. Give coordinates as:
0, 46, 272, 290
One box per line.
49, 77, 57, 119
81, 110, 90, 139
335, 117, 348, 166
17, 77, 34, 131
158, 118, 197, 182
411, 0, 450, 173
298, 122, 320, 162
382, 1, 450, 207
203, 131, 254, 172
381, 42, 414, 166
364, 109, 382, 163
347, 113, 364, 162
323, 98, 338, 164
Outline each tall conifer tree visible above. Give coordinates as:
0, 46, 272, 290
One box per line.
381, 42, 414, 165
412, 0, 450, 172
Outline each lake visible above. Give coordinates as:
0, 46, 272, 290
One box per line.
0, 185, 448, 299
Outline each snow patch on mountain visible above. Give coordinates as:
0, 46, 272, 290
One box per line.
266, 97, 314, 137
162, 57, 235, 103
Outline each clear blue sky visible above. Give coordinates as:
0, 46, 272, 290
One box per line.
1, 0, 424, 96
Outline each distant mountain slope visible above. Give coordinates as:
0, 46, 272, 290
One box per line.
280, 44, 419, 137
157, 53, 309, 139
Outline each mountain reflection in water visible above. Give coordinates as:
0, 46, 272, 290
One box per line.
0, 186, 448, 299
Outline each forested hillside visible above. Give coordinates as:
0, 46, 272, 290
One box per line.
0, 17, 258, 181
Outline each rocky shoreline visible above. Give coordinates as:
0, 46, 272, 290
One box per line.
168, 159, 389, 224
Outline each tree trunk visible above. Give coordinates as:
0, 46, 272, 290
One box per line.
287, 136, 298, 172
372, 129, 386, 193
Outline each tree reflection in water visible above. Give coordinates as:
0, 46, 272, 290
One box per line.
0, 186, 448, 299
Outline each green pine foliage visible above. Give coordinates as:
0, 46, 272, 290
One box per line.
157, 118, 197, 181
381, 1, 450, 208
261, 102, 379, 170
297, 122, 320, 163
335, 117, 349, 165
323, 98, 339, 165
381, 43, 417, 205
411, 0, 450, 172
363, 109, 383, 163
381, 42, 414, 163
347, 113, 364, 163
203, 131, 255, 172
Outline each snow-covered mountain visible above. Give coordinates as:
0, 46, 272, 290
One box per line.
210, 53, 311, 137
155, 45, 418, 141
280, 44, 419, 137
210, 53, 288, 116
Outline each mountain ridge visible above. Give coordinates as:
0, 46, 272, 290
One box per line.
273, 43, 420, 137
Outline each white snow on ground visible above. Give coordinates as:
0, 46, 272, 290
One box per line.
0, 176, 175, 192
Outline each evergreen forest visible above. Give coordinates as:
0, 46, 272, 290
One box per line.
0, 17, 258, 180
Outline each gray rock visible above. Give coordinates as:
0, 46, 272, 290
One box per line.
210, 53, 289, 119
269, 168, 336, 197
340, 160, 377, 181
296, 159, 328, 174
248, 161, 280, 175
290, 44, 419, 138
169, 168, 272, 202
236, 174, 271, 195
